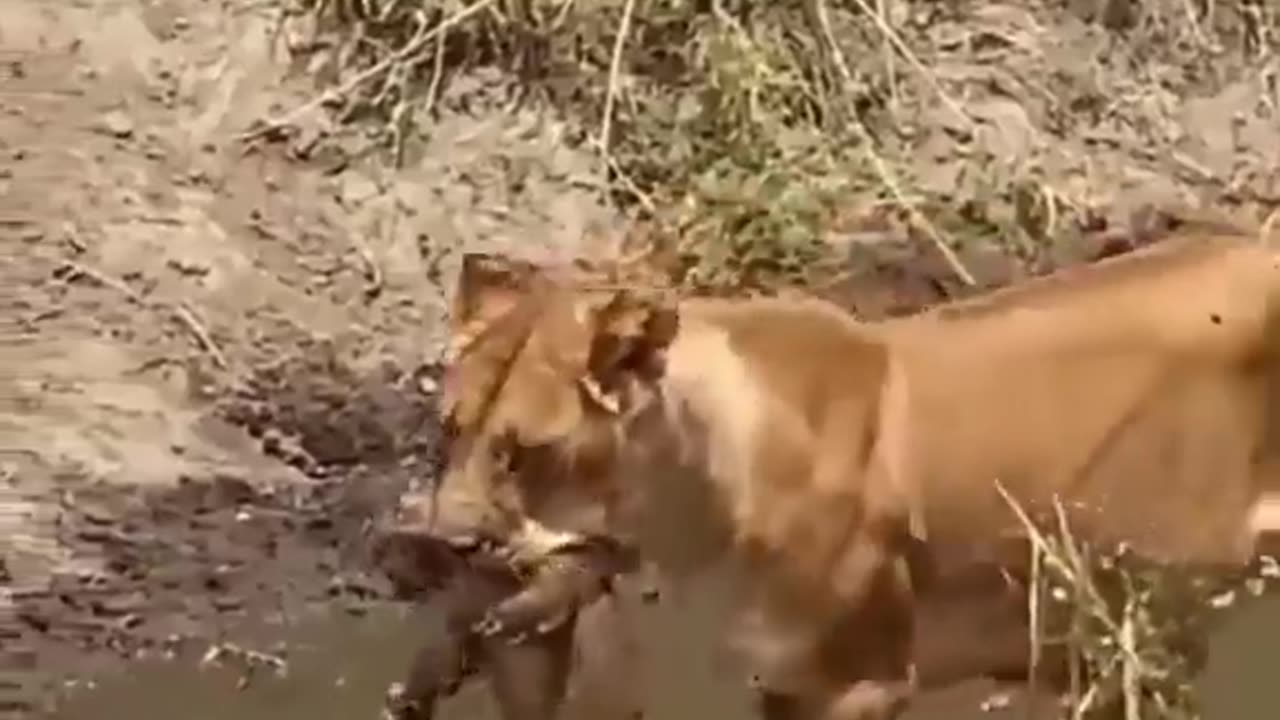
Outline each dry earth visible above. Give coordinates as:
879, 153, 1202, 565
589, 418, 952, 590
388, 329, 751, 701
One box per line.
0, 0, 617, 713
1, 0, 1278, 718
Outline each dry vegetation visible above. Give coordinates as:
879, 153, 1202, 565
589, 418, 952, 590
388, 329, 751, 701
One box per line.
254, 0, 1279, 293
997, 483, 1278, 720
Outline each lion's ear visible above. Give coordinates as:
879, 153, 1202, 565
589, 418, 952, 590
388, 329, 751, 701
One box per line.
579, 291, 679, 414
448, 253, 543, 360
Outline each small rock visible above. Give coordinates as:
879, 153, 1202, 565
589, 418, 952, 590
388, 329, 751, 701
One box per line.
416, 374, 439, 395
91, 591, 147, 618
80, 506, 116, 526
97, 110, 134, 139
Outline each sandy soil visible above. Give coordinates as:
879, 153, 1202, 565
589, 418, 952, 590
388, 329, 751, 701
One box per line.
1, 0, 1278, 717
0, 0, 617, 712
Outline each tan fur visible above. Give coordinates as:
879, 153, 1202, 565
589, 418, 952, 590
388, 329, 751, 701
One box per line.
428, 224, 1280, 720
433, 277, 923, 718
878, 232, 1280, 567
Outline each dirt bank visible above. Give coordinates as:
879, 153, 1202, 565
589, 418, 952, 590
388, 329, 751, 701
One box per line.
1, 0, 614, 713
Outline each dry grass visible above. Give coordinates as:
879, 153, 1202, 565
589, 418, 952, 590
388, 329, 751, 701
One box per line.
251, 0, 1279, 295
995, 481, 1277, 719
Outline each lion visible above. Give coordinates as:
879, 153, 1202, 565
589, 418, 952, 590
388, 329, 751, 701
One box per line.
426, 254, 925, 719
424, 224, 1280, 719
376, 253, 656, 720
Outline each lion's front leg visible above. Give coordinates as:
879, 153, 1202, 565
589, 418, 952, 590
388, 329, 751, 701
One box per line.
746, 553, 918, 720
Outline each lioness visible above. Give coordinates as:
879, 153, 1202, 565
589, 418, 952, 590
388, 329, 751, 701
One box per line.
429, 227, 1280, 719
380, 253, 651, 720
431, 255, 923, 719
878, 228, 1280, 569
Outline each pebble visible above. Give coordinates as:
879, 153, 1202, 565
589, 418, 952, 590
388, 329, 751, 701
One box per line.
96, 111, 134, 139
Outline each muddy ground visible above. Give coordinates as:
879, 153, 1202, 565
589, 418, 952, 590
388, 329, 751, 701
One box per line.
1, 0, 615, 713
2, 0, 1279, 718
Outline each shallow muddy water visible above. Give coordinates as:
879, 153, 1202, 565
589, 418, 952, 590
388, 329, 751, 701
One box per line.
49, 593, 1278, 720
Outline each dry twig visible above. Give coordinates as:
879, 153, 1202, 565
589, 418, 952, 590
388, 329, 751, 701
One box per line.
849, 0, 974, 130
992, 479, 1250, 719
241, 0, 500, 141
812, 0, 976, 286
597, 0, 638, 157
57, 260, 230, 371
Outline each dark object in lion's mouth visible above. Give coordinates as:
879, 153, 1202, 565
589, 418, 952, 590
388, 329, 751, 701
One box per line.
473, 536, 642, 641
369, 525, 511, 600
